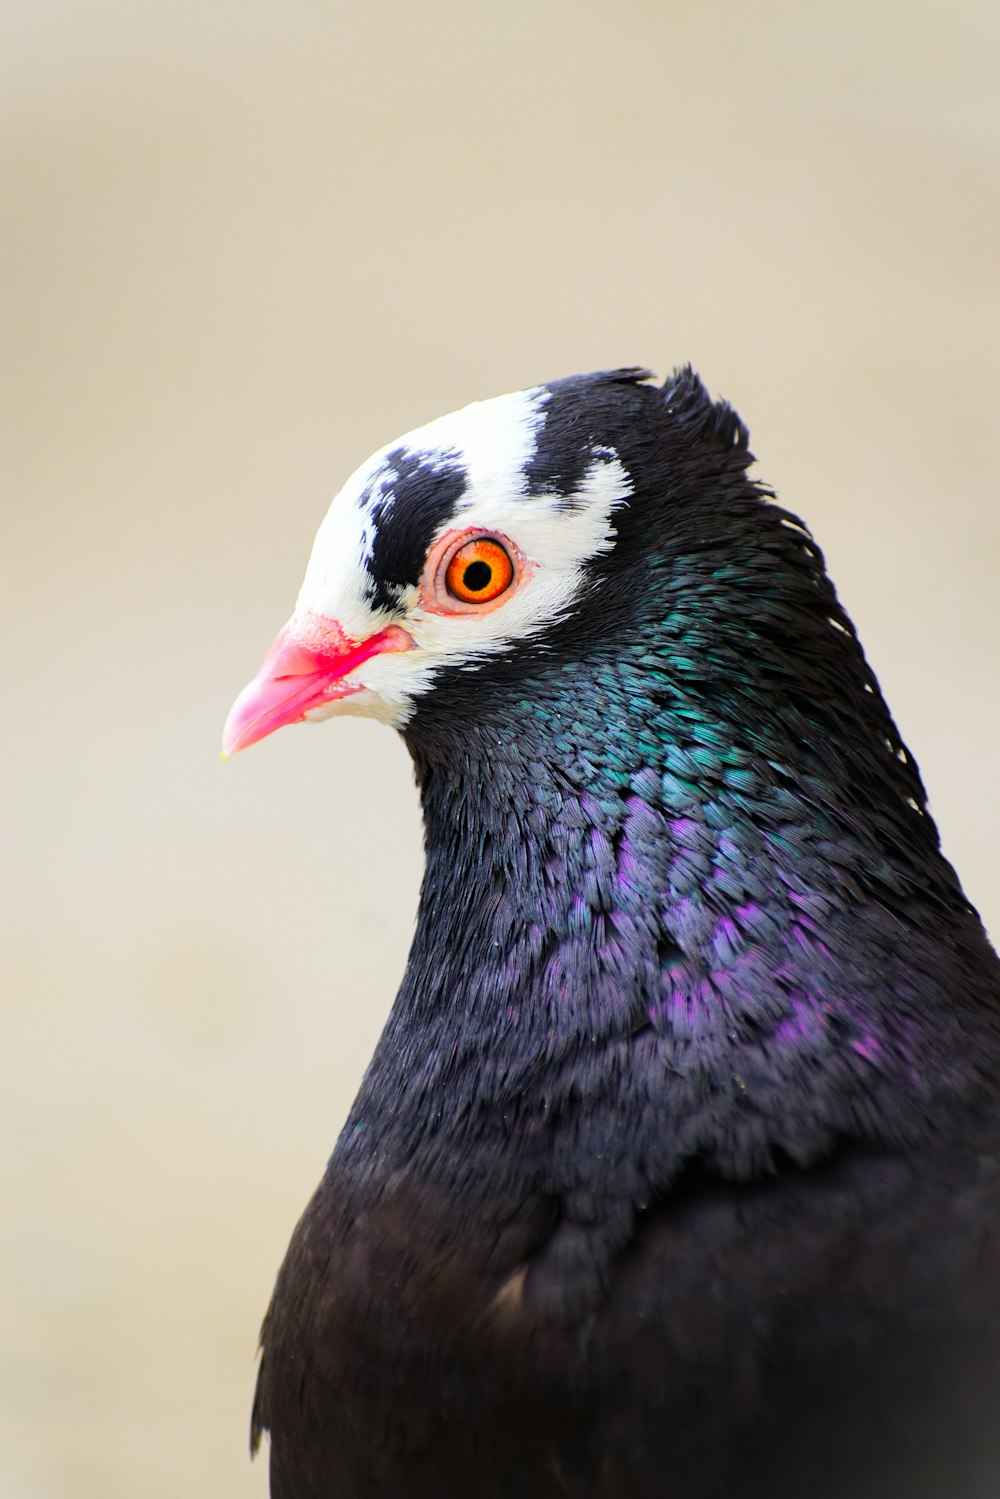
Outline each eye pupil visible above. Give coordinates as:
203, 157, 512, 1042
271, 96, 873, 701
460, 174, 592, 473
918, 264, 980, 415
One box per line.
462, 560, 493, 593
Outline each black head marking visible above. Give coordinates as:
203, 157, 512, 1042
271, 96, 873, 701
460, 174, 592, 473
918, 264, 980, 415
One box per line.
365, 447, 467, 611
525, 368, 654, 509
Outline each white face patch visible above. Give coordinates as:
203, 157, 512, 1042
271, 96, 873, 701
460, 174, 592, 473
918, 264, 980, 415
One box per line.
293, 384, 634, 727
296, 387, 544, 637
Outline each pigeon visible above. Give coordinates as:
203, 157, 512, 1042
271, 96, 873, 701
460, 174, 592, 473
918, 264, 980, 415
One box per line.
223, 367, 1000, 1499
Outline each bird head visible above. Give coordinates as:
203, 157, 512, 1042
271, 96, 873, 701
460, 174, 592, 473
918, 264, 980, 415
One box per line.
222, 367, 753, 756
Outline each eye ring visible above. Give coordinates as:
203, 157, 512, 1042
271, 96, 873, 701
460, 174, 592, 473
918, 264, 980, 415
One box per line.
445, 537, 515, 604
420, 529, 526, 616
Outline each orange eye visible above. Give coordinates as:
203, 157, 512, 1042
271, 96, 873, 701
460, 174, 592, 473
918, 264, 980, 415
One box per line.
444, 537, 515, 604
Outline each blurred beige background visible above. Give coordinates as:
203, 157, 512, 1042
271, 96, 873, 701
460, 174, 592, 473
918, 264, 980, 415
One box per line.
3, 2, 999, 1495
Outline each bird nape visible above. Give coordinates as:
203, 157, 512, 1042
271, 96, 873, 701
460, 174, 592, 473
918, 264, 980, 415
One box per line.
223, 367, 1000, 1499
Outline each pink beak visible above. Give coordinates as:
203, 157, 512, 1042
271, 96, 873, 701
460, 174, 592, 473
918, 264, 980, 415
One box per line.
222, 612, 415, 757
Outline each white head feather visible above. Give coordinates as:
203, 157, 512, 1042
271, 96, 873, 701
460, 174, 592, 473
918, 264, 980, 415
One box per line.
292, 384, 633, 726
